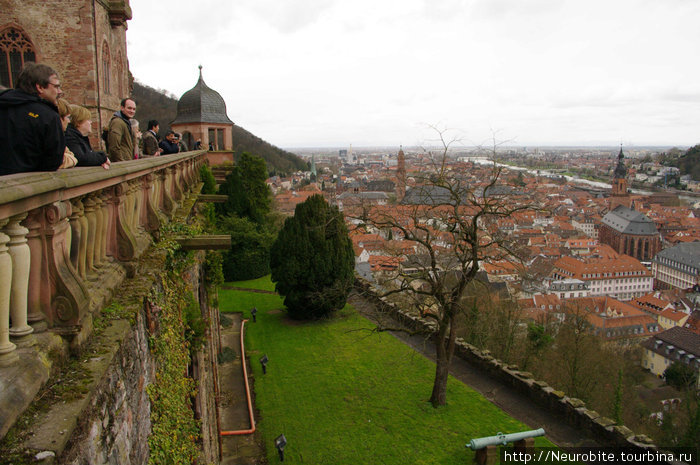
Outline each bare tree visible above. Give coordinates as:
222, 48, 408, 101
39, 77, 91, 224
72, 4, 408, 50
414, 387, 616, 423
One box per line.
351, 127, 539, 407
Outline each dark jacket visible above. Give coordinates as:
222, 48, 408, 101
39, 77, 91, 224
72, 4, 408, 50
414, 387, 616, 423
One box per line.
0, 89, 65, 176
142, 130, 159, 156
107, 111, 133, 161
65, 125, 108, 166
159, 139, 179, 155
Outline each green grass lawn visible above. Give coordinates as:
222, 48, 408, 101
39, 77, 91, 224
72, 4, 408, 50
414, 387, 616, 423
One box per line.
220, 277, 552, 464
223, 274, 277, 292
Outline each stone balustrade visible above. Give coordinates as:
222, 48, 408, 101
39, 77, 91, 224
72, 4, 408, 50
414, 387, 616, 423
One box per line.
0, 151, 206, 365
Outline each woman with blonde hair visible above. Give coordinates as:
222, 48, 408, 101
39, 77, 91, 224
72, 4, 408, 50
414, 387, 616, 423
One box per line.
56, 98, 77, 169
65, 104, 110, 169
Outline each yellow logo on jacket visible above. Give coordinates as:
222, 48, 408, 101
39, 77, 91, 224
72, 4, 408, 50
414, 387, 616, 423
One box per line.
28, 112, 39, 118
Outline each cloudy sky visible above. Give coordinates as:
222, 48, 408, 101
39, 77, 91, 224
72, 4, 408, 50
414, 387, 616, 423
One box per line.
126, 0, 700, 149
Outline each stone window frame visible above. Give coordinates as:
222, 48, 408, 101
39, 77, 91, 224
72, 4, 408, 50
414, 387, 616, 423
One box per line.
101, 41, 111, 94
0, 25, 37, 89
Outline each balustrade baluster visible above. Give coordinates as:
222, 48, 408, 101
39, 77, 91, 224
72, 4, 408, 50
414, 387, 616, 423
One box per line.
6, 214, 33, 346
93, 194, 105, 267
83, 196, 98, 278
23, 210, 46, 331
69, 198, 85, 278
0, 219, 18, 365
99, 191, 111, 263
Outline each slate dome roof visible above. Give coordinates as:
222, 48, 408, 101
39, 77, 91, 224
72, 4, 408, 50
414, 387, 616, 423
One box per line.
171, 66, 233, 125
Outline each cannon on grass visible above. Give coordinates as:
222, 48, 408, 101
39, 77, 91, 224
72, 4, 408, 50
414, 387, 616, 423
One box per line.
467, 428, 545, 465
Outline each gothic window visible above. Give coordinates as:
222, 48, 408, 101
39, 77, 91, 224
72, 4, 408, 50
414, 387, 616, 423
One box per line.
0, 27, 36, 88
116, 51, 123, 97
102, 42, 111, 94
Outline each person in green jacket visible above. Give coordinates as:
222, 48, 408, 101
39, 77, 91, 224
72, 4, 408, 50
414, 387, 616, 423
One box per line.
107, 97, 136, 161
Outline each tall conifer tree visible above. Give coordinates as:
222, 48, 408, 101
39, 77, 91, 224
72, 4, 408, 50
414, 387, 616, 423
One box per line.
270, 194, 354, 319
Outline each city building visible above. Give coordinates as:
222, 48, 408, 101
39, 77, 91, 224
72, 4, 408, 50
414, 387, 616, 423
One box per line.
641, 326, 700, 387
599, 205, 661, 262
651, 242, 700, 291
551, 253, 653, 301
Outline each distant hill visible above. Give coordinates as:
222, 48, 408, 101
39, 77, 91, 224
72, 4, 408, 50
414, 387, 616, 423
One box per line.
676, 144, 700, 181
132, 81, 307, 175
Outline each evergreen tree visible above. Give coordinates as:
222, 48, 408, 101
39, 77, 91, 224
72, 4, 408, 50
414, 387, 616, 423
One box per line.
217, 152, 270, 223
270, 194, 354, 319
219, 216, 275, 281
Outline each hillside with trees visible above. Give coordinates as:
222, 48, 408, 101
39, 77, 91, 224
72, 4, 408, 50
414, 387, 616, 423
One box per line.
132, 80, 307, 175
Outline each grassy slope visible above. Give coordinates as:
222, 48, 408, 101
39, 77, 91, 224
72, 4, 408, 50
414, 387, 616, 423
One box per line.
219, 277, 552, 464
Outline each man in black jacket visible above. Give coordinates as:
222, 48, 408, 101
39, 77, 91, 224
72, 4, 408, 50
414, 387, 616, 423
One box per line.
158, 130, 180, 155
0, 63, 65, 176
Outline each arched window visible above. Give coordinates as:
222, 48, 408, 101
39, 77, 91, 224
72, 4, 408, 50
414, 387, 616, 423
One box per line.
116, 52, 123, 97
0, 26, 36, 88
101, 41, 111, 94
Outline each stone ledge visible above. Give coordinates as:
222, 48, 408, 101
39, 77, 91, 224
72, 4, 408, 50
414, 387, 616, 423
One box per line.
23, 320, 131, 457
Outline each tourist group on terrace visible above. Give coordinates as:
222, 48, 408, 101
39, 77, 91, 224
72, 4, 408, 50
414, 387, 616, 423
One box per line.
0, 62, 193, 177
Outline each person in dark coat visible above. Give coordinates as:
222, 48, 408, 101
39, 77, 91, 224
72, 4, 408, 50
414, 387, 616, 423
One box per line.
66, 104, 110, 169
142, 119, 161, 157
158, 130, 180, 155
0, 63, 65, 175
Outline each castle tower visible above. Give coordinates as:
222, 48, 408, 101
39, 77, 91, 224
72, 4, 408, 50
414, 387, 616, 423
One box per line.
396, 145, 406, 201
609, 146, 631, 211
1, 1, 132, 148
171, 66, 233, 151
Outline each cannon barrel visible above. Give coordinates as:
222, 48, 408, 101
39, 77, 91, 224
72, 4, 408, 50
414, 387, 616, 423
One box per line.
467, 428, 545, 450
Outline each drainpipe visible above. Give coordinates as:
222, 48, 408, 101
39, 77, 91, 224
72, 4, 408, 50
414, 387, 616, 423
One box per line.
220, 319, 256, 436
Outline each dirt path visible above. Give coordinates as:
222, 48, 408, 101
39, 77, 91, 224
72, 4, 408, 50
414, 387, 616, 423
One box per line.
348, 291, 602, 449
218, 313, 266, 465
219, 286, 276, 294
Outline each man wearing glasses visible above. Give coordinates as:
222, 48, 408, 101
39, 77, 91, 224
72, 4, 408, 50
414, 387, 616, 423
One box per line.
0, 62, 65, 175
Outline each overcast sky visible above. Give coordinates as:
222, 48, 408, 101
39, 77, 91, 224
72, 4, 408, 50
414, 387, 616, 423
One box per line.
126, 0, 700, 149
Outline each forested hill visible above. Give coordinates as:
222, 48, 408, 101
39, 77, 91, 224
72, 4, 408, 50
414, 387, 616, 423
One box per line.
676, 145, 700, 181
132, 81, 308, 175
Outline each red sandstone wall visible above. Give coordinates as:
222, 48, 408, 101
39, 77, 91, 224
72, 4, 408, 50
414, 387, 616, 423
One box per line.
0, 0, 131, 146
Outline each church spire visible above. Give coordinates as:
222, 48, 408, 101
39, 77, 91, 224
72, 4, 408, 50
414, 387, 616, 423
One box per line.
610, 145, 630, 210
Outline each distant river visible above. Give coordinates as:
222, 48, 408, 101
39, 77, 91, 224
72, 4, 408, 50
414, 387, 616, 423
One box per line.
469, 157, 698, 204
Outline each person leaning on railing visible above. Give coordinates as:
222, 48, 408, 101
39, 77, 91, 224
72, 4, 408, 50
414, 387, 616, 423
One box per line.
65, 104, 110, 169
0, 62, 65, 175
56, 98, 77, 169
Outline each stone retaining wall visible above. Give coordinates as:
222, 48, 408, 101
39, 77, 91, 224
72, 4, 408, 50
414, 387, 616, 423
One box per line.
355, 278, 659, 452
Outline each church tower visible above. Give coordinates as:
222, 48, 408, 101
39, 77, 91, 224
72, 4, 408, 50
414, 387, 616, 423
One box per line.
396, 145, 406, 201
609, 146, 631, 211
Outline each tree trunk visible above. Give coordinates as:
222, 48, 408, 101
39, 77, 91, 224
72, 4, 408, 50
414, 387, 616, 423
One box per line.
430, 350, 450, 407
429, 314, 457, 407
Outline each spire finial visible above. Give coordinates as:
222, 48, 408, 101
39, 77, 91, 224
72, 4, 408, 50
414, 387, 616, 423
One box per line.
198, 65, 203, 81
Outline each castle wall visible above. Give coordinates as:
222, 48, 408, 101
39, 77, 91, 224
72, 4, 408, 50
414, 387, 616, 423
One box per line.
0, 0, 131, 145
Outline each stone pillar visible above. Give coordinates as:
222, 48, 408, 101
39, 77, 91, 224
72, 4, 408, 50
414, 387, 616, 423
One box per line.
93, 194, 105, 267
142, 174, 161, 233
0, 219, 18, 365
99, 191, 111, 263
24, 210, 46, 332
171, 165, 184, 201
83, 196, 98, 277
6, 214, 34, 346
69, 198, 86, 279
111, 183, 137, 262
43, 201, 90, 332
160, 170, 175, 217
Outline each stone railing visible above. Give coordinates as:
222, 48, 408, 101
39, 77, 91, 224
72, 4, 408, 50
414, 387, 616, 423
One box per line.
0, 151, 206, 365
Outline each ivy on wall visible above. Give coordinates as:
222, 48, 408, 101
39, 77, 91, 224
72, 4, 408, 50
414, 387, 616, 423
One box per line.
147, 222, 205, 465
